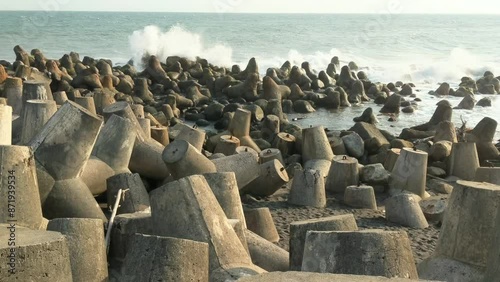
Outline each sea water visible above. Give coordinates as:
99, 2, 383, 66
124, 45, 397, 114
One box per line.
0, 11, 499, 138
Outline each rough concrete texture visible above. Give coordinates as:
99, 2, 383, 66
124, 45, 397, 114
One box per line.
109, 212, 152, 266
120, 234, 209, 282
344, 185, 377, 210
289, 214, 358, 271
244, 207, 280, 243
47, 218, 108, 282
245, 229, 289, 272
237, 272, 440, 282
385, 193, 429, 229
149, 175, 263, 279
302, 230, 418, 279
0, 225, 73, 281
212, 152, 260, 188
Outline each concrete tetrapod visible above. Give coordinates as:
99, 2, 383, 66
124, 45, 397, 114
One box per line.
237, 272, 434, 282
204, 172, 246, 228
302, 125, 334, 163
19, 100, 57, 145
418, 181, 500, 281
120, 234, 209, 282
288, 169, 326, 208
91, 114, 136, 174
107, 173, 151, 214
475, 167, 500, 185
303, 159, 332, 179
289, 214, 358, 271
447, 142, 480, 181
389, 148, 428, 198
326, 155, 359, 193
243, 159, 289, 197
302, 230, 418, 279
47, 218, 108, 282
162, 139, 217, 180
244, 207, 280, 243
385, 193, 429, 228
0, 145, 44, 230
344, 185, 377, 210
214, 135, 240, 156
176, 124, 206, 152
0, 226, 73, 281
212, 152, 260, 188
245, 229, 289, 272
4, 77, 23, 115
79, 156, 115, 196
102, 101, 169, 179
28, 101, 106, 222
0, 104, 12, 145
259, 148, 284, 164
149, 175, 264, 281
74, 96, 97, 115
150, 125, 170, 146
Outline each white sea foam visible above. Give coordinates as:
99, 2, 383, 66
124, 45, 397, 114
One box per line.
128, 25, 233, 69
129, 25, 499, 87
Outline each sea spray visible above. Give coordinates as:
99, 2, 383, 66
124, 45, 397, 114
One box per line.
128, 25, 233, 69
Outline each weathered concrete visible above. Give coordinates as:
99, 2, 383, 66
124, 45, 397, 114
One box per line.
109, 212, 152, 266
302, 230, 418, 279
0, 225, 73, 281
150, 175, 264, 280
80, 156, 115, 196
120, 234, 209, 282
237, 272, 439, 282
244, 207, 280, 243
288, 169, 326, 208
302, 126, 334, 163
214, 135, 240, 156
344, 185, 377, 209
212, 152, 260, 188
289, 215, 358, 271
107, 173, 151, 214
475, 167, 500, 185
162, 139, 216, 180
47, 218, 108, 282
19, 100, 57, 145
303, 159, 332, 179
0, 145, 44, 230
419, 181, 500, 280
243, 159, 289, 197
4, 77, 23, 115
92, 114, 136, 174
385, 193, 429, 229
176, 123, 206, 152
326, 155, 359, 193
0, 105, 12, 145
245, 229, 289, 272
204, 172, 246, 228
389, 148, 428, 198
447, 142, 480, 181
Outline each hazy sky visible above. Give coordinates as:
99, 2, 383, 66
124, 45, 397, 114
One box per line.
2, 0, 499, 14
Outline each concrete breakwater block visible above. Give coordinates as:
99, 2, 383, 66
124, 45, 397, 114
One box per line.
389, 148, 428, 198
0, 145, 44, 230
109, 212, 152, 267
19, 100, 57, 145
303, 159, 331, 180
237, 272, 440, 282
119, 234, 209, 282
447, 142, 480, 181
103, 101, 169, 179
344, 185, 377, 210
80, 156, 115, 196
107, 173, 150, 214
385, 193, 429, 229
150, 175, 264, 280
0, 104, 12, 145
326, 155, 359, 193
245, 229, 289, 272
212, 152, 260, 188
204, 172, 246, 228
162, 139, 216, 180
0, 225, 73, 281
288, 169, 326, 208
289, 215, 358, 271
302, 230, 418, 279
302, 125, 334, 163
29, 101, 106, 222
176, 123, 206, 152
47, 218, 108, 282
242, 159, 289, 197
214, 135, 240, 156
244, 207, 280, 243
4, 77, 23, 115
419, 181, 500, 281
92, 114, 136, 175
475, 167, 500, 185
